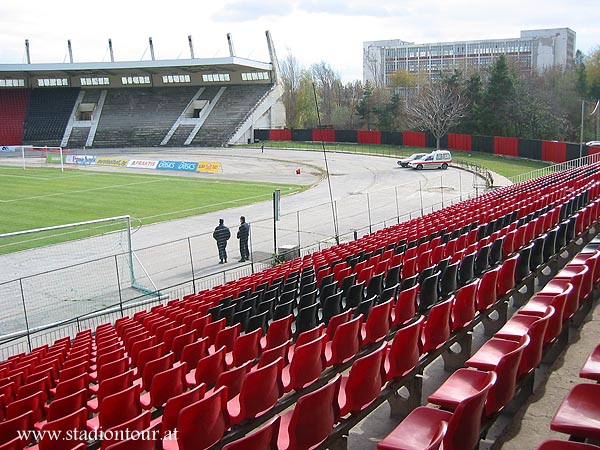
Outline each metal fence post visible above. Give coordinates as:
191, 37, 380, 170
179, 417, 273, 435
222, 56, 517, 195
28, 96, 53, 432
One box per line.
114, 256, 123, 317
19, 279, 32, 352
419, 181, 424, 216
297, 211, 301, 249
395, 186, 400, 224
367, 193, 372, 234
187, 237, 196, 294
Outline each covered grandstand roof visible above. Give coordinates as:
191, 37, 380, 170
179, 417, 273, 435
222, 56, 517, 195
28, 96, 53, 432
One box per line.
0, 56, 272, 78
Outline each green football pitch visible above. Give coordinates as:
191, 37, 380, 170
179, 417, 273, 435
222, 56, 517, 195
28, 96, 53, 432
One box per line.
0, 165, 304, 252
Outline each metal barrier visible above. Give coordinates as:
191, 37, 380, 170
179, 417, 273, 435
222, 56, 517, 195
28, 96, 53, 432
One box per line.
0, 169, 485, 358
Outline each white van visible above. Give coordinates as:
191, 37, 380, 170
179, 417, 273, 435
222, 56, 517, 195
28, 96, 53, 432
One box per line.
408, 150, 452, 170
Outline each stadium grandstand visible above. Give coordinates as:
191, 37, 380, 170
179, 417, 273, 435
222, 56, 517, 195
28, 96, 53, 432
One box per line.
0, 31, 285, 149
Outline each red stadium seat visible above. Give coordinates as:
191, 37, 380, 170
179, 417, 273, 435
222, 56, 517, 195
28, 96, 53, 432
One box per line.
551, 383, 600, 441
277, 374, 341, 450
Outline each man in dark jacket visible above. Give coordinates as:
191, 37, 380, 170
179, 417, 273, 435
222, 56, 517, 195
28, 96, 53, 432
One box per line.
237, 216, 250, 262
213, 218, 231, 264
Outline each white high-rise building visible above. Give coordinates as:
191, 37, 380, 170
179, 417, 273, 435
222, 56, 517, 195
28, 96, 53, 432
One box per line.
363, 28, 576, 86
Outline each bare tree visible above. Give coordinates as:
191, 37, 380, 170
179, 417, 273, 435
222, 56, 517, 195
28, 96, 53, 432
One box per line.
280, 51, 304, 128
406, 81, 469, 149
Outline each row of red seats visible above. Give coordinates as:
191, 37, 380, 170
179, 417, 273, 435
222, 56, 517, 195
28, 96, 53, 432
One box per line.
377, 232, 600, 449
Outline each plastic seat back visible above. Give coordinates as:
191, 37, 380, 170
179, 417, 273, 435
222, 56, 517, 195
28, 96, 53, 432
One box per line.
53, 372, 89, 400
339, 342, 386, 416
135, 342, 166, 379
175, 385, 229, 450
228, 357, 284, 425
325, 315, 363, 366
0, 411, 32, 447
100, 411, 151, 450
361, 299, 392, 345
172, 330, 196, 362
180, 337, 208, 370
385, 315, 424, 381
418, 271, 440, 313
193, 346, 227, 387
444, 370, 496, 450
46, 388, 87, 422
497, 253, 519, 297
144, 363, 188, 409
96, 383, 142, 430
391, 284, 418, 327
214, 361, 252, 400
203, 317, 227, 347
467, 336, 529, 416
222, 415, 280, 450
421, 296, 453, 353
160, 383, 206, 437
294, 302, 319, 337
214, 323, 242, 353
6, 390, 45, 423
279, 374, 341, 450
450, 279, 478, 331
262, 314, 293, 350
38, 407, 87, 450
476, 266, 500, 311
141, 352, 174, 392
284, 334, 326, 392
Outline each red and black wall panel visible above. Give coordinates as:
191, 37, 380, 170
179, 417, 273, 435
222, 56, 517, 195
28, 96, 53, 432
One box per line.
541, 140, 567, 163
587, 145, 600, 157
402, 131, 426, 147
270, 129, 292, 141
337, 130, 359, 143
312, 128, 336, 142
566, 143, 585, 161
357, 130, 381, 145
494, 136, 519, 157
292, 129, 313, 141
471, 135, 494, 153
254, 129, 270, 141
517, 138, 542, 161
447, 134, 472, 152
425, 132, 447, 149
381, 131, 403, 145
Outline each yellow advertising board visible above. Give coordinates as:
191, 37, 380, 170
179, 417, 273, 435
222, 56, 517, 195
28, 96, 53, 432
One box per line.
197, 162, 221, 173
96, 157, 129, 167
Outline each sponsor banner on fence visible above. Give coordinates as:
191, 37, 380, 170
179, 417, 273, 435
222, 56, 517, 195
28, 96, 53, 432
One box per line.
46, 154, 66, 163
96, 157, 129, 167
197, 162, 221, 173
156, 160, 199, 172
1, 145, 17, 152
127, 159, 159, 169
66, 155, 97, 165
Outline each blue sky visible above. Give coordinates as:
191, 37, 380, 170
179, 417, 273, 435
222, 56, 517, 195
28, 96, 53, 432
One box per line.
0, 0, 597, 82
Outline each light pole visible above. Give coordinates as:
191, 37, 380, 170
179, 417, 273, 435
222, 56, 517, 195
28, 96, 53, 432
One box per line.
580, 99, 600, 158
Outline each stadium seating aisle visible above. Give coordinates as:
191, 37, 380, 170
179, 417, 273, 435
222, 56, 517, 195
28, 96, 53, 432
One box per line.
1, 163, 600, 449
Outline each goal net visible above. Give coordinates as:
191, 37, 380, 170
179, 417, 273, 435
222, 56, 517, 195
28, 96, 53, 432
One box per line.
0, 216, 156, 338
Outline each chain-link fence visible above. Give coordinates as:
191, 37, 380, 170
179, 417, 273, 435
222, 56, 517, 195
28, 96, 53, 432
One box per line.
0, 169, 485, 359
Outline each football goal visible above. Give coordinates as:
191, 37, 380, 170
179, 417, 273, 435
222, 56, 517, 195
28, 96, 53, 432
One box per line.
0, 215, 157, 337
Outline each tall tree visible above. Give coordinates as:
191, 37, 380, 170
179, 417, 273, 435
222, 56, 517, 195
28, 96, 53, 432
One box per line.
280, 52, 305, 128
478, 54, 515, 136
406, 80, 469, 149
356, 80, 375, 130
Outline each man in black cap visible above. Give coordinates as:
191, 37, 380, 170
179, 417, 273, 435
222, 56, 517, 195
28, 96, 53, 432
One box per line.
213, 218, 231, 264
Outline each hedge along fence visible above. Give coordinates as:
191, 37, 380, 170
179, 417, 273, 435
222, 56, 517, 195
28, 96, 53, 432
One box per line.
254, 129, 599, 164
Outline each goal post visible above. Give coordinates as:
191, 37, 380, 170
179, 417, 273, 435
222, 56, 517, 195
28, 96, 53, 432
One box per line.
0, 215, 157, 337
17, 145, 65, 171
